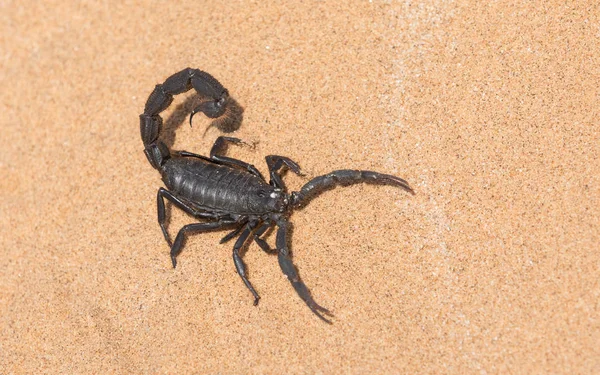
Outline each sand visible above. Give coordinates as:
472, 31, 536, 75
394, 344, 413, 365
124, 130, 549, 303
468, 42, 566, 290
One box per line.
1, 1, 598, 373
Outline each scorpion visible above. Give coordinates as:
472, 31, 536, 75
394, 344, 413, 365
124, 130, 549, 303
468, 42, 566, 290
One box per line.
140, 68, 414, 323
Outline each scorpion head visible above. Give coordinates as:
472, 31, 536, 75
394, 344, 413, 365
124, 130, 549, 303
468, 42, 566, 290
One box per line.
250, 187, 290, 214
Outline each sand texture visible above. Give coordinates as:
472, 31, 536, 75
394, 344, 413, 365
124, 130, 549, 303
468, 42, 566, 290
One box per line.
1, 1, 599, 373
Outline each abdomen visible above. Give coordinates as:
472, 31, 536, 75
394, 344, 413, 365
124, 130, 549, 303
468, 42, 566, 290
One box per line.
160, 157, 265, 214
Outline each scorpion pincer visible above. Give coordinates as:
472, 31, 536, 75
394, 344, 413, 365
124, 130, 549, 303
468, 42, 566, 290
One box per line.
140, 68, 414, 323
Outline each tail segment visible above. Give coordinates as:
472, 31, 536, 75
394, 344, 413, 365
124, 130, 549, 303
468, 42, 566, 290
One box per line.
140, 68, 230, 169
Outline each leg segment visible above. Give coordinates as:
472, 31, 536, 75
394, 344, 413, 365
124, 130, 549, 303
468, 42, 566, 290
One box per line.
170, 220, 237, 268
221, 220, 274, 253
291, 169, 414, 207
252, 221, 276, 254
178, 137, 265, 180
220, 224, 246, 244
177, 150, 212, 163
157, 187, 224, 246
232, 223, 261, 305
265, 155, 303, 189
210, 137, 266, 181
276, 220, 333, 324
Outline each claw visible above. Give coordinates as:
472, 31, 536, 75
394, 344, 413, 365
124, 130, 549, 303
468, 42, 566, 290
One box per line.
311, 308, 333, 324
277, 250, 333, 324
288, 276, 334, 324
289, 278, 334, 324
292, 169, 414, 207
380, 174, 415, 195
276, 221, 333, 323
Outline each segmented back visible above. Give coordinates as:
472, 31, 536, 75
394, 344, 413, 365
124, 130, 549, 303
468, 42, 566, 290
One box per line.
160, 157, 271, 215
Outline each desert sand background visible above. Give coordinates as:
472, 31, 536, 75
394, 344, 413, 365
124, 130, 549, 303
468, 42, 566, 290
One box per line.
1, 1, 598, 374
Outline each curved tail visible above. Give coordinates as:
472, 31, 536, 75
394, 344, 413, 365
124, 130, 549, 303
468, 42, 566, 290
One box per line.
139, 68, 230, 169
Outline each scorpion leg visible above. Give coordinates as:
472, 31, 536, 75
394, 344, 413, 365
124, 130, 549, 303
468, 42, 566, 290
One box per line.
265, 155, 303, 189
253, 221, 276, 254
208, 136, 266, 181
170, 220, 237, 268
222, 220, 274, 253
179, 146, 263, 183
232, 222, 262, 305
177, 150, 212, 163
178, 147, 262, 179
157, 187, 224, 246
291, 169, 414, 207
276, 220, 333, 324
219, 221, 248, 244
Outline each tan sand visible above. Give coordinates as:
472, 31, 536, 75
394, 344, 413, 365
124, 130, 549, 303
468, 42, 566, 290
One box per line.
1, 1, 598, 373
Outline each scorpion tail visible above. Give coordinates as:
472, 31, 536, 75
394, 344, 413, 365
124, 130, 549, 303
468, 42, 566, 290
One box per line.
291, 169, 414, 207
139, 68, 231, 170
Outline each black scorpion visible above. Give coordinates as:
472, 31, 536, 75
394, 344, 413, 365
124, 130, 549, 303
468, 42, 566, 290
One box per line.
140, 68, 414, 323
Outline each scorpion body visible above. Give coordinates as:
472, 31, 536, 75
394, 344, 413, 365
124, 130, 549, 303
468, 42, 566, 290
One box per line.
140, 68, 414, 323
